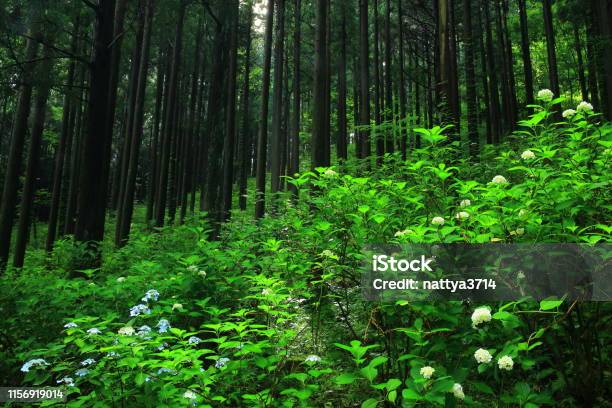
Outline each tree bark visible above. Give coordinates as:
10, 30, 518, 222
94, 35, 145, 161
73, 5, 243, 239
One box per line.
311, 0, 329, 169
271, 0, 286, 195
359, 0, 371, 159
254, 0, 275, 219
336, 0, 348, 162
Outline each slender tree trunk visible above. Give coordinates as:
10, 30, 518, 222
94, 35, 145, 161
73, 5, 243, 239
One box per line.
463, 0, 478, 158
573, 25, 589, 102
155, 2, 186, 227
288, 0, 301, 195
336, 1, 348, 162
359, 0, 371, 160
239, 4, 254, 210
145, 50, 166, 224
373, 0, 383, 164
13, 45, 54, 267
117, 0, 154, 246
271, 0, 286, 195
517, 0, 534, 109
221, 0, 240, 221
255, 0, 275, 219
0, 23, 40, 270
311, 0, 329, 169
397, 0, 407, 160
46, 16, 80, 252
384, 0, 394, 154
542, 0, 560, 98
595, 0, 612, 119
483, 0, 501, 143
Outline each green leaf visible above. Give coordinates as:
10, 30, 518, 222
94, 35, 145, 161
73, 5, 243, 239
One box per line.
334, 373, 357, 385
361, 398, 378, 408
539, 298, 563, 311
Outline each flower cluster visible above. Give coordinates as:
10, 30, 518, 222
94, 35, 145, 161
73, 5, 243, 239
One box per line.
521, 150, 535, 160
471, 307, 492, 328
420, 366, 435, 379
431, 216, 445, 226
474, 348, 493, 364
130, 304, 151, 317
537, 89, 554, 102
142, 289, 160, 302
156, 319, 171, 333
498, 355, 514, 370
452, 383, 465, 400
20, 358, 48, 373
215, 357, 230, 369
491, 175, 508, 184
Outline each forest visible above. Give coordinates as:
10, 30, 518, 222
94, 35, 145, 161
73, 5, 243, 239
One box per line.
0, 0, 611, 406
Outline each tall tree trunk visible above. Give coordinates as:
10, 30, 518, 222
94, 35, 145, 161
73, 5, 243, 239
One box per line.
337, 0, 348, 161
239, 3, 254, 210
384, 0, 394, 154
254, 0, 275, 219
517, 0, 534, 109
463, 0, 478, 158
145, 49, 166, 224
573, 24, 589, 102
221, 0, 240, 221
117, 0, 154, 246
483, 0, 501, 143
373, 0, 383, 164
46, 16, 80, 252
13, 45, 54, 268
0, 23, 40, 270
595, 0, 612, 119
397, 0, 407, 160
271, 0, 286, 195
311, 0, 329, 169
436, 0, 452, 125
155, 2, 186, 227
288, 0, 301, 195
542, 0, 560, 98
359, 0, 371, 160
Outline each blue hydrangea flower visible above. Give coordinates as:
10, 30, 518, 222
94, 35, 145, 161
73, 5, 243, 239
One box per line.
20, 358, 48, 372
63, 322, 78, 329
215, 357, 230, 369
57, 377, 75, 387
156, 367, 175, 375
156, 319, 171, 333
142, 289, 160, 302
187, 336, 202, 345
75, 368, 89, 377
106, 351, 119, 358
81, 358, 96, 366
157, 343, 168, 351
86, 328, 101, 335
137, 325, 152, 337
129, 304, 151, 317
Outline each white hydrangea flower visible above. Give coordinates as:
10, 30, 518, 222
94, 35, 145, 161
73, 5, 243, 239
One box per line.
183, 390, 197, 399
420, 366, 435, 379
517, 271, 526, 280
64, 322, 78, 329
452, 383, 465, 400
562, 109, 576, 118
459, 199, 471, 208
537, 89, 554, 102
187, 265, 198, 273
515, 228, 525, 235
394, 229, 413, 237
521, 150, 535, 160
116, 276, 126, 282
305, 355, 321, 363
118, 326, 135, 336
172, 303, 183, 311
86, 328, 101, 335
471, 307, 492, 327
498, 355, 514, 371
261, 288, 273, 296
455, 211, 469, 220
518, 209, 527, 217
474, 348, 493, 364
323, 168, 338, 177
320, 249, 336, 258
576, 101, 593, 113
431, 216, 445, 226
199, 270, 207, 278
491, 175, 508, 184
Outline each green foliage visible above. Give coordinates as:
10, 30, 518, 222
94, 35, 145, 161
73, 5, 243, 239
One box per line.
1, 103, 610, 406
